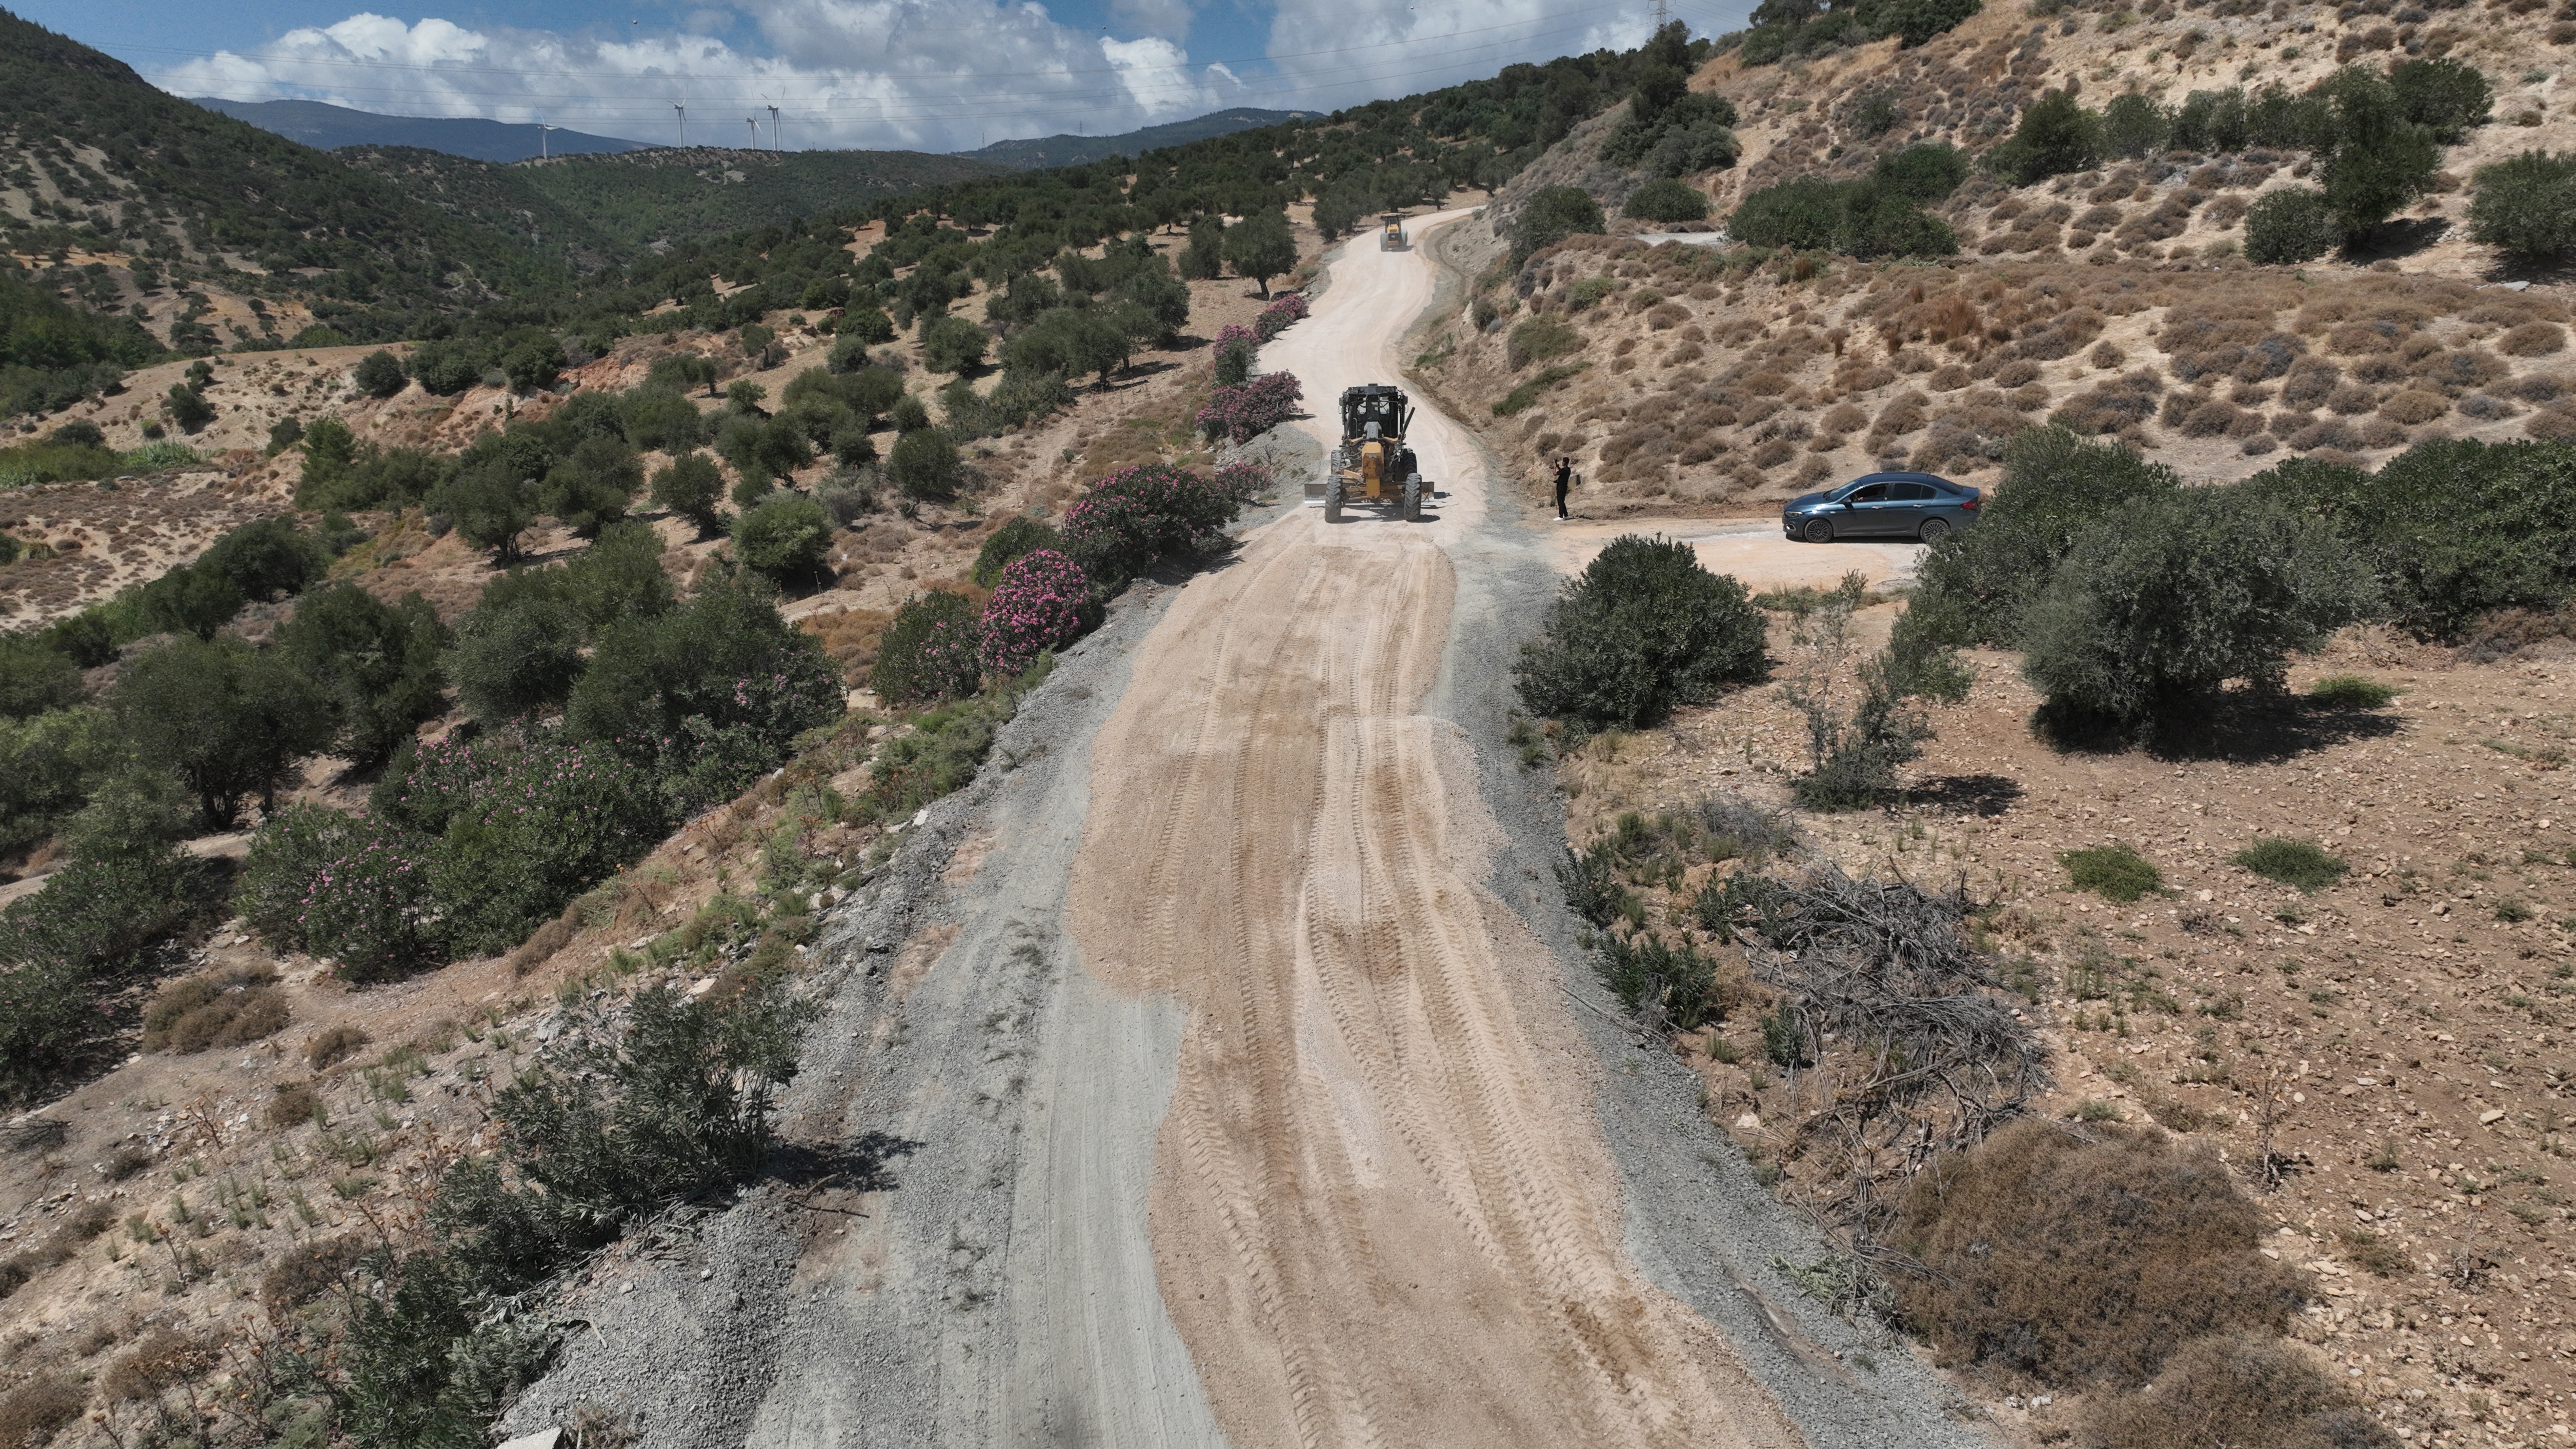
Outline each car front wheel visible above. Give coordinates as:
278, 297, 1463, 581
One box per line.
1801, 516, 1834, 543
1919, 517, 1951, 542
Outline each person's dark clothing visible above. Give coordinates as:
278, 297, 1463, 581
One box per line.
1552, 460, 1572, 519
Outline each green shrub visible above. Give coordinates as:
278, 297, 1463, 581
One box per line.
839, 308, 897, 346
1492, 363, 1584, 417
563, 575, 842, 811
2253, 438, 2576, 638
166, 382, 215, 433
1894, 1121, 2308, 1388
237, 805, 447, 979
0, 706, 115, 852
649, 451, 726, 535
1913, 426, 2181, 647
353, 350, 407, 399
1728, 153, 1961, 259
2389, 56, 2492, 141
1221, 210, 1297, 296
1059, 462, 1239, 591
0, 635, 80, 719
2468, 151, 2576, 263
888, 427, 962, 502
1598, 931, 1726, 1029
869, 591, 985, 704
920, 314, 989, 374
1990, 88, 2105, 185
1869, 142, 1968, 201
972, 515, 1064, 587
2062, 844, 2163, 902
445, 594, 585, 726
1514, 534, 1767, 730
539, 435, 643, 537
113, 636, 331, 828
1506, 315, 1582, 369
1512, 186, 1608, 262
2309, 674, 2398, 709
1623, 179, 1710, 222
2103, 92, 2172, 158
428, 458, 539, 564
274, 584, 450, 766
0, 829, 220, 1100
1729, 177, 1850, 251
2233, 837, 2348, 891
2019, 485, 2376, 735
730, 493, 833, 584
2319, 66, 2441, 236
2242, 187, 2339, 263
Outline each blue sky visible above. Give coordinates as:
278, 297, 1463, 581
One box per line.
15, 0, 1748, 153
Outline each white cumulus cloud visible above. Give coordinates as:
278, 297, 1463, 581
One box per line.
152, 3, 1243, 153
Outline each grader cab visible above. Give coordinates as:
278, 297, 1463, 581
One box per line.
1379, 213, 1408, 251
1320, 383, 1425, 523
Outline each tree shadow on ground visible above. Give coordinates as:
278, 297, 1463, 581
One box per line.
2035, 691, 2404, 764
1900, 774, 2027, 817
766, 1130, 920, 1198
2342, 218, 2450, 263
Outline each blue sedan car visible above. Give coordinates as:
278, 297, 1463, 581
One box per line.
1783, 472, 1982, 543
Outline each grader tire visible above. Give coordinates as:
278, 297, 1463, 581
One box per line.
1325, 475, 1344, 523
1403, 474, 1422, 523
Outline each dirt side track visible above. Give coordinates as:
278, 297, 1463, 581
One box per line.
502, 220, 1997, 1449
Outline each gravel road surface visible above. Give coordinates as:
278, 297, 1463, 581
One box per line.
501, 213, 1996, 1449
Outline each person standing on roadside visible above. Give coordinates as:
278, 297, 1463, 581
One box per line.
1551, 456, 1573, 521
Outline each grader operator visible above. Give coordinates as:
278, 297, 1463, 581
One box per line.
1322, 383, 1426, 523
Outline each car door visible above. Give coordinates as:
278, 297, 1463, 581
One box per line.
1839, 482, 1893, 535
1891, 481, 1937, 532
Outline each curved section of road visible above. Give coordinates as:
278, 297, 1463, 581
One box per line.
1065, 217, 1799, 1449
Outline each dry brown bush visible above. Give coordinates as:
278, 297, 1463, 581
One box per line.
0, 1375, 82, 1449
2202, 193, 2251, 229
1928, 364, 1972, 391
1646, 303, 1689, 331
266, 1081, 322, 1129
104, 1328, 217, 1402
2529, 406, 2576, 443
1751, 437, 1797, 468
2327, 320, 2405, 355
2379, 390, 2450, 425
2324, 383, 2381, 416
141, 967, 287, 1054
2509, 374, 2569, 403
1818, 402, 1869, 435
507, 908, 580, 977
260, 1234, 370, 1310
305, 1025, 368, 1070
2052, 371, 2165, 435
1992, 359, 2042, 388
2280, 360, 2343, 408
1894, 1121, 2308, 1388
2416, 348, 2512, 395
2500, 322, 2567, 358
2351, 354, 2410, 385
2090, 342, 2127, 369
2289, 417, 2369, 451
1871, 393, 1930, 439
2077, 1334, 2393, 1449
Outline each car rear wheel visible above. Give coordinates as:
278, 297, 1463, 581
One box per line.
1918, 517, 1951, 542
1801, 517, 1834, 544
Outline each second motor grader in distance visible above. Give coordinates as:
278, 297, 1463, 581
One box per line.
1316, 383, 1427, 523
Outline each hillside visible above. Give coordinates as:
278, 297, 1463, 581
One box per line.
191, 98, 650, 163
1414, 0, 2576, 516
966, 106, 1314, 168
504, 146, 1010, 253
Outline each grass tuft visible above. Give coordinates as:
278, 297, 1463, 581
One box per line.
2232, 838, 2348, 892
2062, 844, 2164, 903
2308, 674, 2399, 709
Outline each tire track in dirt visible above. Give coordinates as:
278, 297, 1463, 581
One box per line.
1067, 220, 1803, 1449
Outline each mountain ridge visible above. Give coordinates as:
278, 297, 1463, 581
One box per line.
190, 97, 651, 164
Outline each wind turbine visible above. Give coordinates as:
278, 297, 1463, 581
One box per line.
537, 115, 557, 159
745, 116, 759, 149
674, 100, 686, 146
765, 99, 781, 151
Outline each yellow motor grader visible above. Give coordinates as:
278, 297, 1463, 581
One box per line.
1320, 383, 1425, 523
1379, 213, 1408, 251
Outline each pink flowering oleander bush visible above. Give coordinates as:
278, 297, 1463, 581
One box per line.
1213, 323, 1258, 387
1213, 460, 1273, 502
1252, 293, 1309, 342
237, 805, 445, 980
1196, 371, 1303, 445
871, 590, 987, 704
1062, 461, 1242, 588
980, 549, 1097, 675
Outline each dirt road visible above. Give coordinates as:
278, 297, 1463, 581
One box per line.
503, 217, 1995, 1449
1065, 217, 1797, 1448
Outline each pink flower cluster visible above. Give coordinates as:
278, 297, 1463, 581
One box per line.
1062, 461, 1239, 577
1252, 294, 1308, 342
979, 548, 1092, 675
1196, 371, 1303, 444
911, 616, 986, 701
